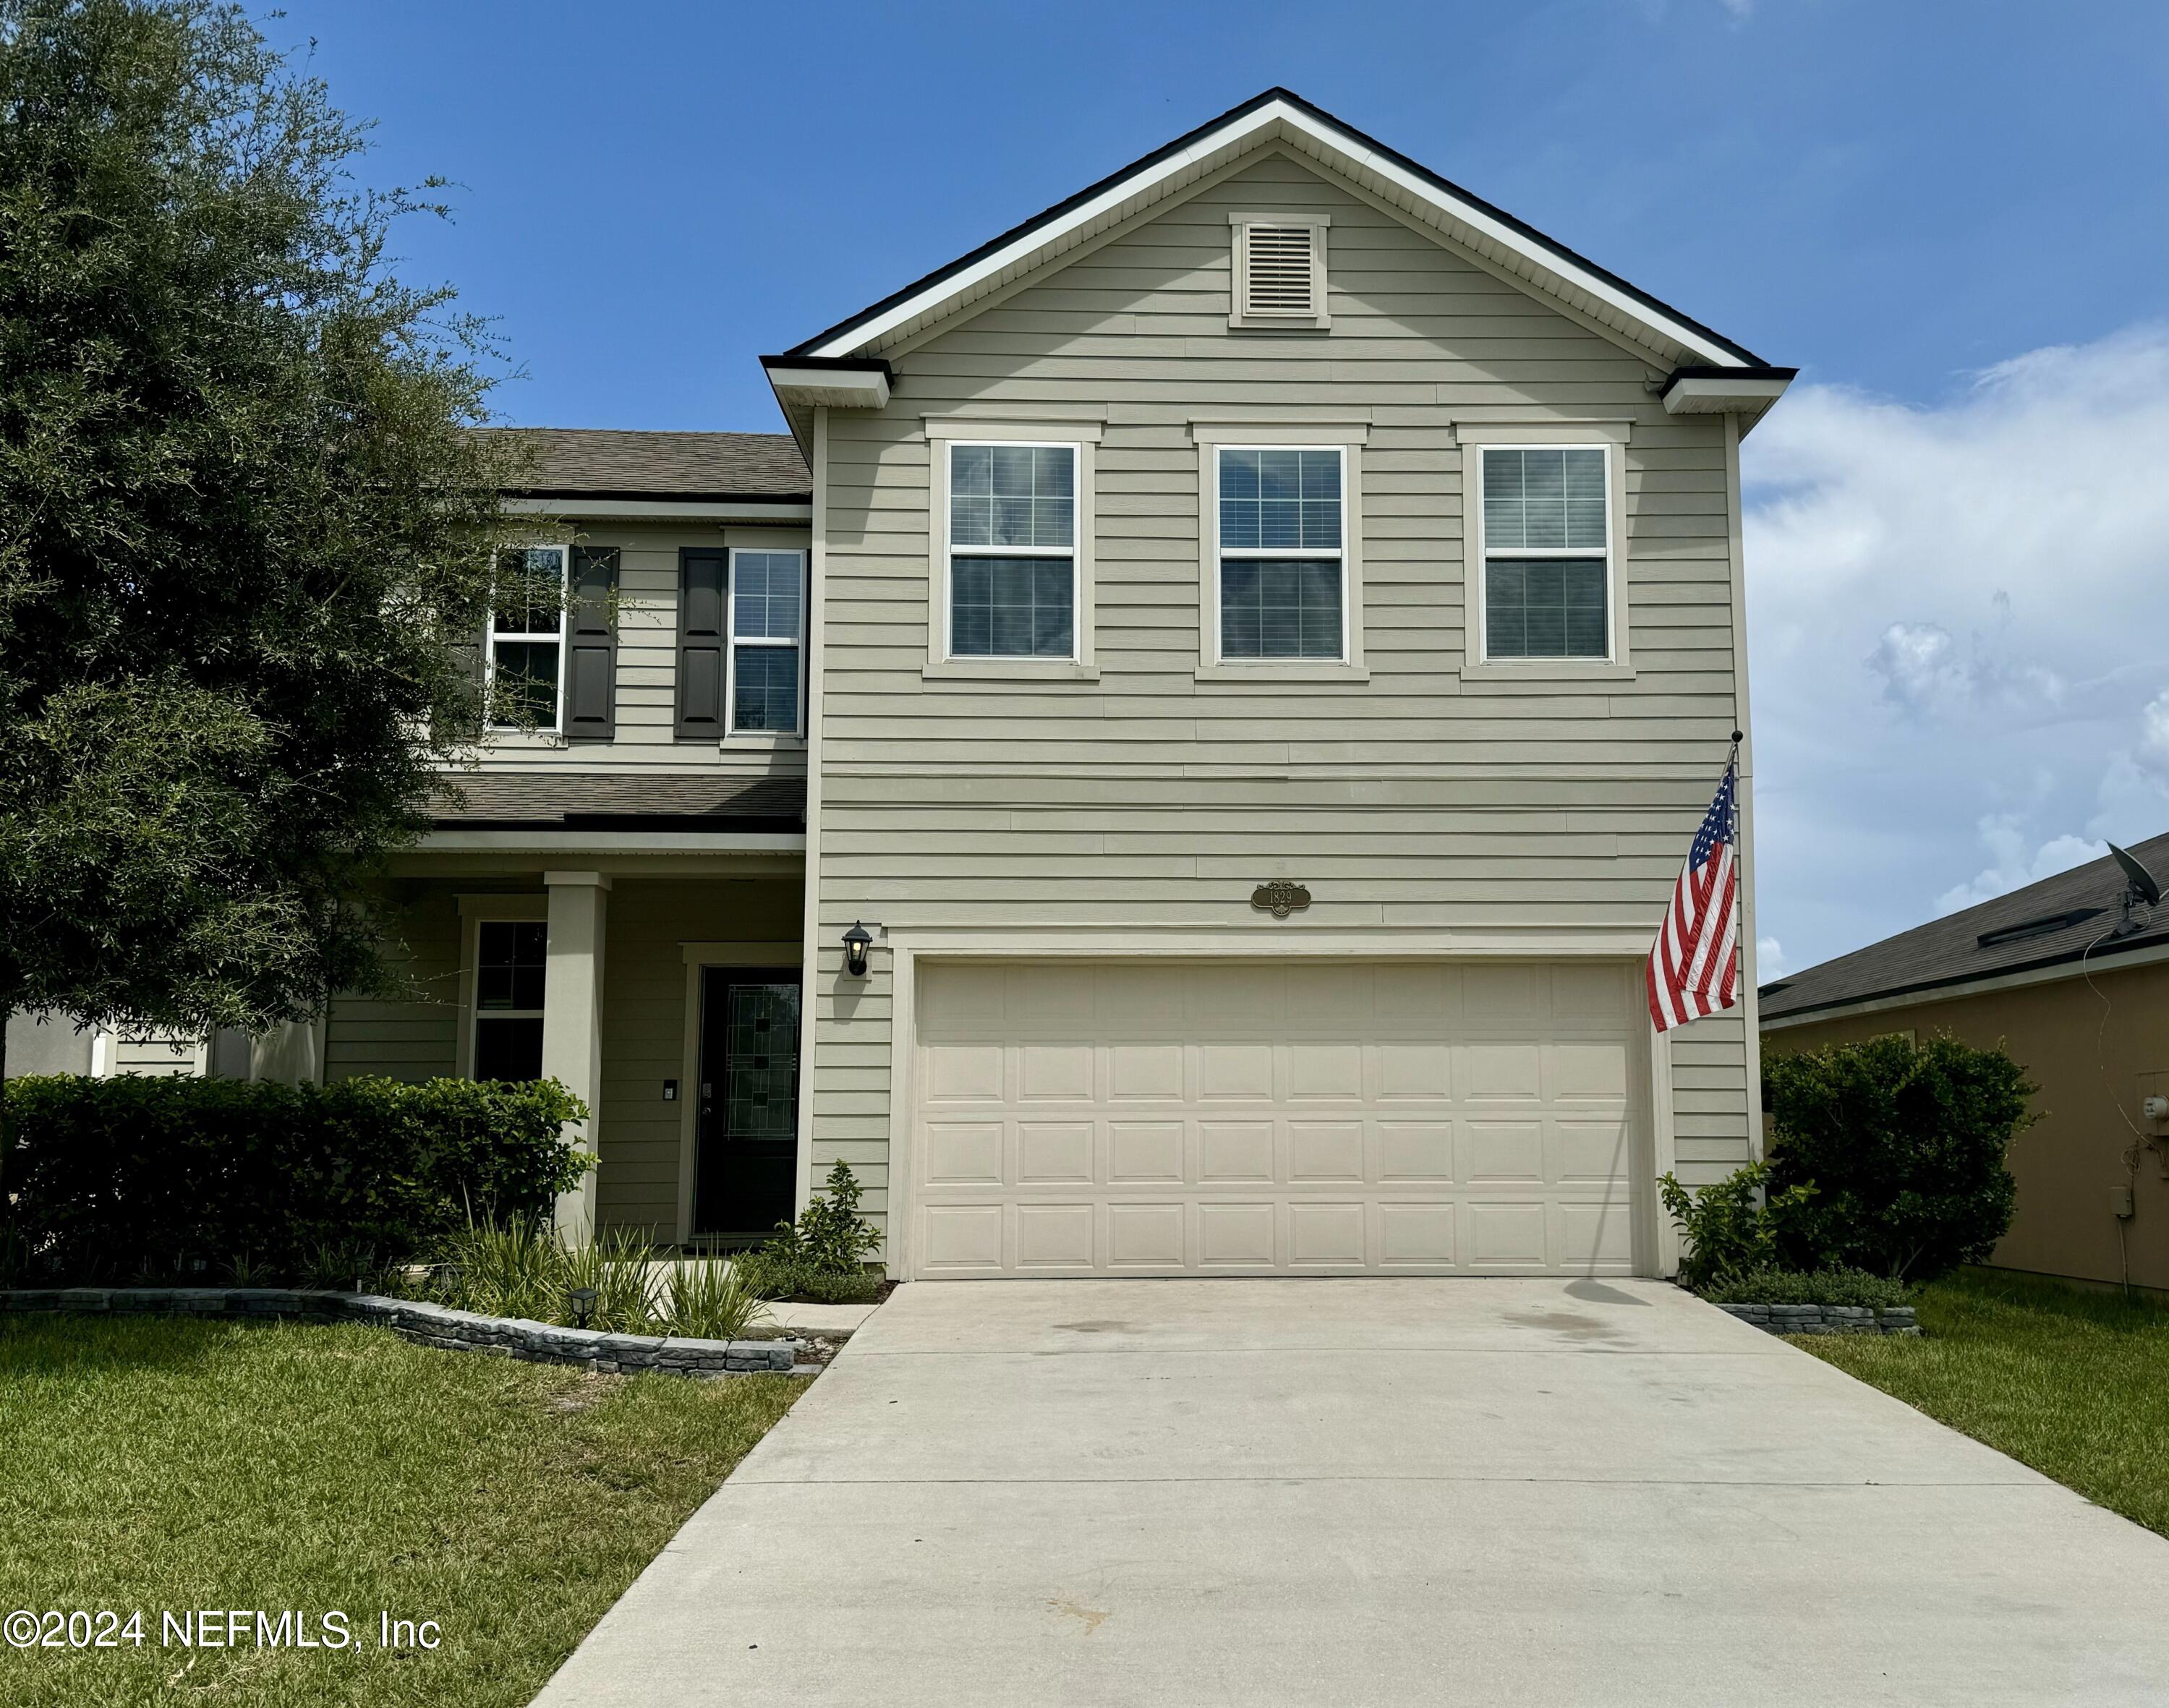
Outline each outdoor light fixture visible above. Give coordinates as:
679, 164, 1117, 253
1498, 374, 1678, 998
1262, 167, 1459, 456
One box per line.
842, 921, 874, 978
567, 1286, 597, 1330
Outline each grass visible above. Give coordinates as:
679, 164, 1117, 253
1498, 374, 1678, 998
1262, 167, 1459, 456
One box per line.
1800, 1267, 2169, 1537
0, 1314, 803, 1707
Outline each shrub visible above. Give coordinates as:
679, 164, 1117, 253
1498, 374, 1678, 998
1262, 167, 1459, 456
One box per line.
1764, 1033, 2034, 1283
660, 1259, 770, 1341
734, 1161, 883, 1302
423, 1221, 666, 1333
1, 1073, 589, 1284
1659, 1161, 1816, 1291
1698, 1265, 1912, 1310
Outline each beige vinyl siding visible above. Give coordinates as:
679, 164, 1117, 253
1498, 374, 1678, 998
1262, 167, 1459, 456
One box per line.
325, 887, 463, 1083
473, 520, 810, 777
811, 148, 1758, 1239
324, 877, 803, 1239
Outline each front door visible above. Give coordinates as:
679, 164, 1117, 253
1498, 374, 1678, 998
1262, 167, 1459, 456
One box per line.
693, 968, 803, 1239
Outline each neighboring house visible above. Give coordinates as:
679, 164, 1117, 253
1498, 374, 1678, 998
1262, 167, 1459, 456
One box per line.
25, 90, 1798, 1278
1763, 834, 2169, 1295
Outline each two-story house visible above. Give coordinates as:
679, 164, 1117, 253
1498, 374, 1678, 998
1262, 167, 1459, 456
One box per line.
231, 90, 1797, 1278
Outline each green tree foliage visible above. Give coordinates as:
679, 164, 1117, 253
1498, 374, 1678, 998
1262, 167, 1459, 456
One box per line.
1763, 1032, 2035, 1282
0, 0, 531, 1069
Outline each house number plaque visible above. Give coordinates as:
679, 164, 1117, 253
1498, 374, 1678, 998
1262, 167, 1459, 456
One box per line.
1250, 881, 1311, 919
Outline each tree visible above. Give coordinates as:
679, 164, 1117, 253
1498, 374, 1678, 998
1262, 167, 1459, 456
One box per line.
1763, 1032, 2035, 1282
0, 0, 534, 1121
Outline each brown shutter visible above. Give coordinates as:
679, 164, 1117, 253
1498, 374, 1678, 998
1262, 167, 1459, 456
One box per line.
678, 548, 728, 738
562, 546, 618, 743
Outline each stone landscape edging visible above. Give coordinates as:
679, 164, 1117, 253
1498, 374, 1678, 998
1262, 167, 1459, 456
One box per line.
1713, 1300, 1920, 1336
0, 1286, 807, 1375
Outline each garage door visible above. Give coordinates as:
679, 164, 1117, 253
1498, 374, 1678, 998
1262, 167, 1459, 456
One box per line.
906, 960, 1646, 1278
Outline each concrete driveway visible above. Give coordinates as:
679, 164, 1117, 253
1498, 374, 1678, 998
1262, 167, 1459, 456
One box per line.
534, 1279, 2169, 1707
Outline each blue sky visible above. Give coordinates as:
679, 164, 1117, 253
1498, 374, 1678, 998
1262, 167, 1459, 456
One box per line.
263, 0, 2169, 972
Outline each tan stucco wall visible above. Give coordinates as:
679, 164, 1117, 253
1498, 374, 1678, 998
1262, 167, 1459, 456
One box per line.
1764, 959, 2169, 1291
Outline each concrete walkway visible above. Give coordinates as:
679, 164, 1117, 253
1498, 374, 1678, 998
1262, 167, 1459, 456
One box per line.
534, 1279, 2169, 1707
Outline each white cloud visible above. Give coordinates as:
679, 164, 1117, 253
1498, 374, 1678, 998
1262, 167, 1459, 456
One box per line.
1746, 325, 2169, 971
1932, 816, 2105, 915
1755, 936, 1789, 981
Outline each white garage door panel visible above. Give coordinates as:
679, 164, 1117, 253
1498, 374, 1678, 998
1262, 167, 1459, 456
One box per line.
910, 960, 1646, 1278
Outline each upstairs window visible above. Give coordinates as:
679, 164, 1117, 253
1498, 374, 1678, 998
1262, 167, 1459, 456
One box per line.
728, 549, 804, 734
947, 442, 1075, 659
1479, 446, 1614, 661
473, 920, 546, 1082
1216, 446, 1345, 661
489, 545, 569, 727
1230, 215, 1330, 329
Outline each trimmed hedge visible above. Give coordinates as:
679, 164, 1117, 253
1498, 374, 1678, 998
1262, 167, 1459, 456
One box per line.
1, 1074, 588, 1284
1697, 1265, 1912, 1310
1764, 1032, 2033, 1284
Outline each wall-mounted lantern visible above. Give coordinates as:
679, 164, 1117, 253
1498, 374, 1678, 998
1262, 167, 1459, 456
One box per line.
842, 921, 874, 978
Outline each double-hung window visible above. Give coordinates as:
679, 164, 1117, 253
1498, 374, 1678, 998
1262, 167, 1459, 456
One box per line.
1478, 446, 1614, 661
472, 921, 546, 1082
728, 549, 804, 734
489, 545, 569, 728
945, 442, 1076, 659
1215, 446, 1346, 661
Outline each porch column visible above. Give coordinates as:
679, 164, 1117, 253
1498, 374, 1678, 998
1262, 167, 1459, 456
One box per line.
542, 870, 610, 1242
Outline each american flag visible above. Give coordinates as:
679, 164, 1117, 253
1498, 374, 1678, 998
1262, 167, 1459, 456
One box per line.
1647, 758, 1742, 1032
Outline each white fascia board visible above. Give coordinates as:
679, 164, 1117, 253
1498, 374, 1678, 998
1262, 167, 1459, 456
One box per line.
420, 829, 806, 855
764, 366, 890, 409
1663, 375, 1793, 416
501, 498, 811, 522
804, 98, 1747, 370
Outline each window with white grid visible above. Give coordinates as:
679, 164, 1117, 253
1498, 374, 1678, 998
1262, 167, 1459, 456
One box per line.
728, 549, 804, 734
945, 442, 1077, 659
1215, 446, 1346, 661
487, 545, 568, 729
1478, 446, 1614, 661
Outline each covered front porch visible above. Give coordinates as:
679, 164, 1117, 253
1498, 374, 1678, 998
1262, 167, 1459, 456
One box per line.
323, 775, 809, 1246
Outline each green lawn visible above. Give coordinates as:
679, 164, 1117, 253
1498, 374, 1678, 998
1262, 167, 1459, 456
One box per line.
1801, 1267, 2169, 1537
0, 1315, 804, 1707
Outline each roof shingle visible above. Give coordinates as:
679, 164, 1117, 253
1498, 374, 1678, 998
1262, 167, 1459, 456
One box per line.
484, 428, 809, 502
1761, 831, 2169, 1021
431, 771, 805, 830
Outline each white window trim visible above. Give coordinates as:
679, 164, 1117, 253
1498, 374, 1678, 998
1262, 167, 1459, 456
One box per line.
925, 429, 1098, 680
456, 895, 548, 1080
1193, 433, 1368, 682
724, 546, 807, 741
1464, 435, 1635, 683
1228, 212, 1331, 330
485, 542, 570, 734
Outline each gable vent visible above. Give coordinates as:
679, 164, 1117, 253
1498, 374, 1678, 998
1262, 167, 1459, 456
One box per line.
1245, 226, 1315, 312
1232, 216, 1329, 328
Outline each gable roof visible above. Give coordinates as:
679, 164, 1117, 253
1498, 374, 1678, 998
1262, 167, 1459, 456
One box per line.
783, 88, 1770, 372
1761, 831, 2169, 1024
485, 428, 809, 502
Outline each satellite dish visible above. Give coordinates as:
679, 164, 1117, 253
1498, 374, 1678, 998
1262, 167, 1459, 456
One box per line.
2109, 843, 2162, 908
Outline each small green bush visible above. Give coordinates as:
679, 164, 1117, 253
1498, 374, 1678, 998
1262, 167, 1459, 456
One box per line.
734, 1161, 883, 1302
1659, 1160, 1816, 1291
2, 1073, 589, 1284
1764, 1032, 2034, 1282
660, 1258, 769, 1340
1698, 1265, 1913, 1310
